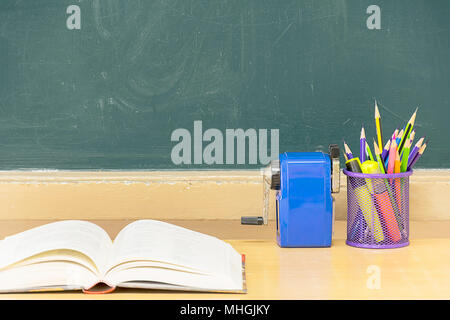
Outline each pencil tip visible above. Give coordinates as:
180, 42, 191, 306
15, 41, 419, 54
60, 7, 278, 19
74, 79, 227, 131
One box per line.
420, 140, 428, 153
409, 107, 418, 124
374, 102, 380, 118
391, 138, 397, 147
373, 140, 380, 154
416, 136, 425, 147
405, 138, 412, 148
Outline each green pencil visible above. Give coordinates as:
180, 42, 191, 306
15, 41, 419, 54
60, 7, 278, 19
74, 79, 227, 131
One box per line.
365, 141, 374, 162
373, 140, 386, 173
398, 108, 418, 155
400, 138, 411, 172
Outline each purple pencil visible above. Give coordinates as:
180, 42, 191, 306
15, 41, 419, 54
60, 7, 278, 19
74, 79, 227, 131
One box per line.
343, 141, 354, 160
381, 139, 390, 162
408, 136, 425, 167
360, 126, 366, 163
408, 140, 428, 170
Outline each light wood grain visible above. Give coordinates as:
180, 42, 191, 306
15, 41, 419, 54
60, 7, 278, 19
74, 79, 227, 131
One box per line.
0, 220, 449, 300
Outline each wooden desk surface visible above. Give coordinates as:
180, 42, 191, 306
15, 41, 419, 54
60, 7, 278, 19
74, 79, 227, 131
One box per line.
1, 220, 449, 300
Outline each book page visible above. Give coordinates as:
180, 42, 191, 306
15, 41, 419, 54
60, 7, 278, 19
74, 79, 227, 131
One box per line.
0, 220, 112, 275
107, 220, 242, 289
110, 265, 241, 291
1, 249, 99, 275
0, 261, 98, 292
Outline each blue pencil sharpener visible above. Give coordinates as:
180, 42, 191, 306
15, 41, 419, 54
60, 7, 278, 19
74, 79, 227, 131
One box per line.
242, 145, 340, 248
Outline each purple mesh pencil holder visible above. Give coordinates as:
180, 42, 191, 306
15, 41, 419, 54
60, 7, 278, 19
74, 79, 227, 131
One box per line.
343, 169, 413, 249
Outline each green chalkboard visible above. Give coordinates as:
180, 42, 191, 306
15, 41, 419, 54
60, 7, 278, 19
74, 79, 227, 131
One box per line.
0, 0, 449, 169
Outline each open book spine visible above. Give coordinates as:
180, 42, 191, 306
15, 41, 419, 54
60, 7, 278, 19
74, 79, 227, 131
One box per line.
83, 283, 116, 294
241, 254, 247, 294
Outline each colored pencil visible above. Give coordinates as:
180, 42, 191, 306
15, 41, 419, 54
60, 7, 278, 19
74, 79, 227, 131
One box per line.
394, 150, 401, 173
402, 129, 416, 158
343, 141, 354, 159
408, 140, 428, 170
396, 129, 404, 146
408, 136, 425, 167
373, 140, 387, 174
384, 129, 398, 164
374, 140, 403, 230
387, 139, 397, 174
346, 157, 385, 242
365, 141, 374, 161
362, 161, 402, 242
409, 130, 416, 145
400, 138, 411, 172
394, 149, 403, 217
393, 128, 399, 139
360, 126, 366, 163
381, 139, 391, 162
398, 108, 418, 155
374, 101, 383, 150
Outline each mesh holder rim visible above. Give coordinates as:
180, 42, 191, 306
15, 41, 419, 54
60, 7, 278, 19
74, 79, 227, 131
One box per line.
343, 169, 412, 249
343, 169, 413, 179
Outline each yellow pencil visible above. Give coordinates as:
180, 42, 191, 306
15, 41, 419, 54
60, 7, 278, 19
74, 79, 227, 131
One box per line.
374, 100, 383, 150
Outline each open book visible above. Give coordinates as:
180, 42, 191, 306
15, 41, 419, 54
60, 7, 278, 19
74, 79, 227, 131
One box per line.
0, 220, 245, 293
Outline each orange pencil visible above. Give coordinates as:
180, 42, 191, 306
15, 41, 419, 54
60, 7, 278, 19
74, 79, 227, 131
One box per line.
394, 150, 401, 173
